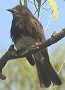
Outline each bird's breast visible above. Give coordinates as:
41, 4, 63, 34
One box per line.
15, 35, 36, 51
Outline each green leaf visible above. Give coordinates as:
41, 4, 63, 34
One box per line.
36, 0, 41, 12
23, 0, 27, 6
47, 0, 59, 21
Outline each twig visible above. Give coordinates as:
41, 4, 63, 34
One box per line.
28, 0, 33, 4
58, 59, 65, 74
28, 0, 39, 18
41, 0, 47, 6
44, 11, 53, 30
40, 8, 50, 22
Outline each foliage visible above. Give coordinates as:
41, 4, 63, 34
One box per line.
19, 0, 59, 20
47, 0, 59, 20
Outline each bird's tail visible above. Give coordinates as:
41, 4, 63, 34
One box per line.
35, 50, 62, 88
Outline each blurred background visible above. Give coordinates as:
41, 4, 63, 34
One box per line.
0, 0, 65, 90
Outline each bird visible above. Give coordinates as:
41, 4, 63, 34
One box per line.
7, 5, 62, 88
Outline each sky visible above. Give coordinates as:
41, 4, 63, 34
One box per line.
0, 0, 65, 55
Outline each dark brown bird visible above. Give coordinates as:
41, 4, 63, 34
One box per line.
7, 5, 62, 88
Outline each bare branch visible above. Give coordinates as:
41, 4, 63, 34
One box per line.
0, 28, 65, 80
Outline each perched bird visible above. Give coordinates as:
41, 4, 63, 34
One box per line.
7, 5, 62, 88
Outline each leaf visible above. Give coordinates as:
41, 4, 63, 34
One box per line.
36, 0, 41, 12
23, 0, 27, 6
47, 0, 59, 21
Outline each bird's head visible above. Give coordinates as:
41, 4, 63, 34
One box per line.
7, 5, 33, 18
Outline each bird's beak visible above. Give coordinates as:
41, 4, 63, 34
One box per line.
7, 9, 18, 13
7, 9, 13, 13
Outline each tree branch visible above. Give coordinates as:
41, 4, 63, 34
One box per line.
0, 28, 65, 80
